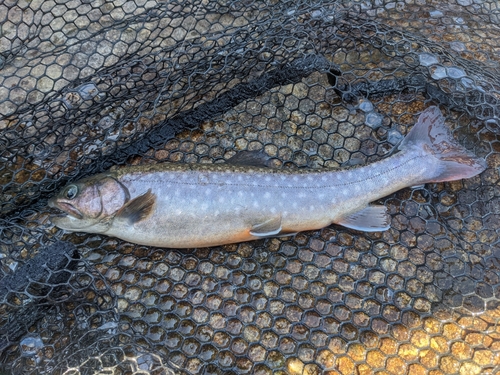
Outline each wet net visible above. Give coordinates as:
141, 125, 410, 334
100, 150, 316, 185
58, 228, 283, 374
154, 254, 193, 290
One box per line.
1, 0, 500, 373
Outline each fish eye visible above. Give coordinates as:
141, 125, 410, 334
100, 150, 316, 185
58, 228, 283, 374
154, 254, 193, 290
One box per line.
64, 185, 78, 200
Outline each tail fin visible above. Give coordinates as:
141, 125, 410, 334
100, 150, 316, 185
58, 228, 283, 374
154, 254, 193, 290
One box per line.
398, 106, 487, 182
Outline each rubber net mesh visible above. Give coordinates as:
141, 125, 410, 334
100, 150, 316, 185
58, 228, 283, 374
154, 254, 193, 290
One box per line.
1, 0, 500, 374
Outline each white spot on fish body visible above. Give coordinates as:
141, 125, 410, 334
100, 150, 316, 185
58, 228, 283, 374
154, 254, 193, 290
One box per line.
293, 202, 298, 209
265, 176, 271, 182
264, 192, 271, 199
253, 202, 259, 208
342, 190, 349, 196
321, 175, 328, 182
309, 205, 315, 211
198, 174, 209, 184
298, 192, 306, 198
270, 207, 276, 214
355, 185, 361, 192
293, 176, 299, 182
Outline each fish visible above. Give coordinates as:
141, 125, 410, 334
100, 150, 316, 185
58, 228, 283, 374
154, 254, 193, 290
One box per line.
48, 106, 487, 248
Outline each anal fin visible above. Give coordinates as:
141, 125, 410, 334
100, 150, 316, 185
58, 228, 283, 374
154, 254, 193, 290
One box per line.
116, 189, 156, 224
336, 205, 390, 232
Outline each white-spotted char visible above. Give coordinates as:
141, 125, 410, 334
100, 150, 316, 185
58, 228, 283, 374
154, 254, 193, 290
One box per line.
49, 107, 486, 248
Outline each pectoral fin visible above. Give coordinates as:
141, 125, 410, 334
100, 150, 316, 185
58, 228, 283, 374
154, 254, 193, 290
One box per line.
115, 189, 156, 224
250, 215, 283, 237
337, 205, 390, 232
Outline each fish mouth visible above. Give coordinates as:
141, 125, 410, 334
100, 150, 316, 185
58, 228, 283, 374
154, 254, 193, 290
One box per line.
48, 199, 83, 220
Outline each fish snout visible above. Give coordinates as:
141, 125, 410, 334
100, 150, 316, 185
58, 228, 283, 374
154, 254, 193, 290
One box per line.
48, 198, 84, 220
48, 197, 57, 208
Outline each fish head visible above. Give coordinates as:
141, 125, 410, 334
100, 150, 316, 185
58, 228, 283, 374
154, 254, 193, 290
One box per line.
49, 174, 129, 233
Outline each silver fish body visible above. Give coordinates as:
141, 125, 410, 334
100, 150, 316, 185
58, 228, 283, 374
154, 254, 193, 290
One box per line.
49, 107, 486, 248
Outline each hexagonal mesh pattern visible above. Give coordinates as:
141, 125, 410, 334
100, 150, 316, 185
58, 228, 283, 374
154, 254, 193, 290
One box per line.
1, 0, 500, 374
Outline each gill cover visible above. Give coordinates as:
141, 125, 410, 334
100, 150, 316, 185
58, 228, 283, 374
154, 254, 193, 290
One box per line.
95, 176, 131, 218
67, 175, 130, 220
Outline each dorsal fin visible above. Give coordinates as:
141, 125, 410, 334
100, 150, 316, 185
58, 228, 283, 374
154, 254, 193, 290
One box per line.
227, 151, 273, 168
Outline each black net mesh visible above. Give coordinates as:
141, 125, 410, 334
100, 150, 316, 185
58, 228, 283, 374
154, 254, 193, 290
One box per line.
1, 0, 499, 374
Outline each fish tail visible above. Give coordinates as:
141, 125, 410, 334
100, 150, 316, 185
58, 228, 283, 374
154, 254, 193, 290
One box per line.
398, 106, 486, 182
